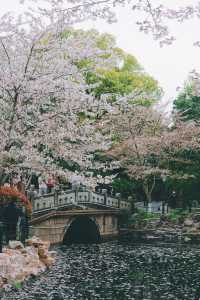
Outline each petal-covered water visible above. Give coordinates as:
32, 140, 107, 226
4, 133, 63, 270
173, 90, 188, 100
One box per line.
3, 241, 200, 300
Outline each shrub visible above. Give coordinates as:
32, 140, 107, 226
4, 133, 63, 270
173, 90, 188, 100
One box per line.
167, 209, 188, 223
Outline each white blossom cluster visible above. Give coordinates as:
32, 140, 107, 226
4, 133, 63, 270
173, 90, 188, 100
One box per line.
0, 1, 124, 187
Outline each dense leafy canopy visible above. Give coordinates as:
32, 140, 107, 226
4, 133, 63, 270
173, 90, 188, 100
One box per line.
174, 84, 200, 122
73, 30, 162, 105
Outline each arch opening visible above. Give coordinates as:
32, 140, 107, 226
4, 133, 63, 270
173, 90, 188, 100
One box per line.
63, 216, 101, 244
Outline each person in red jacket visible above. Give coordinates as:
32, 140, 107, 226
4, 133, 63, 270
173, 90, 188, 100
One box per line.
46, 175, 55, 193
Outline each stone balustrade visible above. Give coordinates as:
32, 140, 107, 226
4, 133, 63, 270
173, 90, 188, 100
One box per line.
32, 190, 131, 213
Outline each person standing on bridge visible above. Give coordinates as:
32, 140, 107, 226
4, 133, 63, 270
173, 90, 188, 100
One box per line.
0, 203, 5, 252
71, 171, 82, 191
46, 175, 56, 194
71, 172, 82, 205
39, 178, 48, 195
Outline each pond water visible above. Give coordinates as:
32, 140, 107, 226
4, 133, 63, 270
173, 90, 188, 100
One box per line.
3, 241, 200, 300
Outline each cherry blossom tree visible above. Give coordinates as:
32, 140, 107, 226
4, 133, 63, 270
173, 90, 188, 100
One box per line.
0, 0, 167, 189
20, 0, 200, 46
0, 6, 119, 187
103, 105, 165, 204
104, 104, 200, 204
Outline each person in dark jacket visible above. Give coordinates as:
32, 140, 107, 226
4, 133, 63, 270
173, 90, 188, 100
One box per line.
19, 206, 29, 244
3, 199, 21, 243
0, 204, 5, 252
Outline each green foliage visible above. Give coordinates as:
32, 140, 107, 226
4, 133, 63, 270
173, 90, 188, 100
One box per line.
95, 69, 135, 97
75, 58, 92, 69
55, 28, 161, 106
86, 66, 161, 105
56, 157, 81, 172
129, 209, 159, 228
121, 53, 141, 72
128, 98, 156, 107
160, 144, 200, 210
95, 33, 116, 50
59, 30, 73, 40
112, 176, 136, 199
77, 111, 87, 123
134, 209, 159, 220
70, 29, 162, 105
167, 176, 200, 209
91, 69, 161, 103
93, 151, 113, 163
111, 133, 122, 143
14, 281, 22, 289
167, 209, 188, 222
174, 83, 200, 121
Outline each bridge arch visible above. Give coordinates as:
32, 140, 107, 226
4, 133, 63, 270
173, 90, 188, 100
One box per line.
63, 216, 101, 244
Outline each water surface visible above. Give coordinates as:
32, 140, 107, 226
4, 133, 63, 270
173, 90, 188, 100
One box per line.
3, 241, 200, 300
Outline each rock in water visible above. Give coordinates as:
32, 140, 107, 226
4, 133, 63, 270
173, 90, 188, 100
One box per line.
184, 219, 193, 226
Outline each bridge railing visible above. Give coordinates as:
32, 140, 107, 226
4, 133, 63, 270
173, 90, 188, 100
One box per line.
32, 189, 131, 213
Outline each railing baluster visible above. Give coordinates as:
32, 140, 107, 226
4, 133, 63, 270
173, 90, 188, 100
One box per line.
32, 188, 130, 214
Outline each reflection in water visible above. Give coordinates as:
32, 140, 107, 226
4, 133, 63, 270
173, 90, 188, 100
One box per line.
3, 242, 200, 300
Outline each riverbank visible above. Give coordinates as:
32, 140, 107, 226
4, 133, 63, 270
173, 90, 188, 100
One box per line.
120, 210, 200, 243
0, 237, 55, 291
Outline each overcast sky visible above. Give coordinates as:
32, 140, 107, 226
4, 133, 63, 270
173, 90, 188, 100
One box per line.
1, 0, 200, 104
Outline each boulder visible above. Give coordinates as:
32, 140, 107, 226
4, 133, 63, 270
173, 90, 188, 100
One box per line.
25, 239, 33, 247
194, 222, 200, 229
20, 248, 28, 255
8, 241, 24, 250
40, 256, 54, 268
26, 237, 50, 250
188, 227, 198, 233
0, 237, 55, 289
192, 214, 200, 222
48, 251, 57, 258
0, 253, 12, 278
38, 246, 48, 259
184, 236, 191, 242
184, 219, 194, 226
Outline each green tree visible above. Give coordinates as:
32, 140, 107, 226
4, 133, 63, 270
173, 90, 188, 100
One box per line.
174, 83, 200, 121
73, 30, 162, 106
112, 175, 137, 199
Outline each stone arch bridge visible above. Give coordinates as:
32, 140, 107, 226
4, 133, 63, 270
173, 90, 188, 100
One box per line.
30, 189, 131, 244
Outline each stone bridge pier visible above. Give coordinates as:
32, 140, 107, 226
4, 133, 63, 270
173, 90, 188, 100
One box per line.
30, 210, 119, 244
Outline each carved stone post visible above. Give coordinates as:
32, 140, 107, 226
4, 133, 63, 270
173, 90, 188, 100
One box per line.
116, 193, 121, 208
102, 189, 107, 206
54, 187, 59, 208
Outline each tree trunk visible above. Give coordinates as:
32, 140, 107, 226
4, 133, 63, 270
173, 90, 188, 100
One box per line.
142, 175, 156, 212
